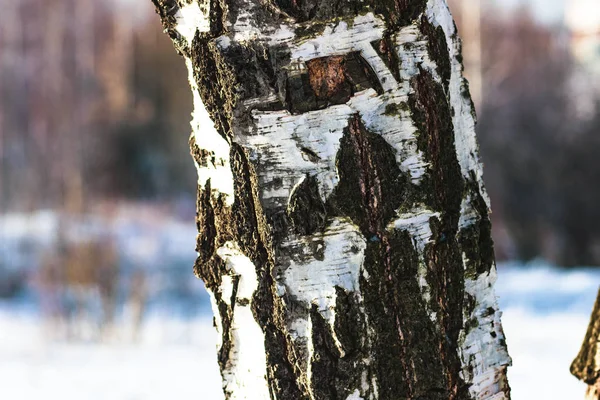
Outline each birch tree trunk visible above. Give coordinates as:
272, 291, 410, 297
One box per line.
572, 289, 600, 399
150, 0, 511, 398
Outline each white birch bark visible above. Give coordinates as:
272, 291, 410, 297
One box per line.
151, 0, 511, 398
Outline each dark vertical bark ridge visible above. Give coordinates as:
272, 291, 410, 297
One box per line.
408, 66, 468, 397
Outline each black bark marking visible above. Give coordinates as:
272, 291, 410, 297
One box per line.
225, 42, 283, 107
272, 0, 426, 28
267, 210, 290, 246
308, 297, 367, 400
423, 217, 470, 399
361, 230, 449, 399
374, 0, 427, 29
192, 135, 306, 397
273, 0, 363, 23
409, 67, 464, 229
310, 304, 341, 399
372, 36, 402, 84
420, 16, 451, 92
286, 72, 319, 114
458, 175, 495, 278
191, 137, 217, 268
230, 144, 308, 399
343, 52, 384, 95
191, 36, 236, 140
287, 174, 327, 236
333, 287, 363, 358
328, 115, 405, 236
300, 146, 321, 162
409, 68, 468, 398
208, 0, 227, 36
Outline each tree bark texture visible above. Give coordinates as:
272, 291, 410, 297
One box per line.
572, 288, 600, 399
150, 0, 511, 399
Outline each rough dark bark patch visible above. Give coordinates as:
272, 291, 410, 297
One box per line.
191, 38, 236, 139
309, 304, 342, 399
225, 43, 282, 105
420, 16, 452, 91
306, 56, 350, 100
408, 67, 469, 399
287, 174, 327, 236
372, 36, 402, 83
230, 145, 307, 398
150, 0, 185, 46
361, 230, 448, 399
272, 0, 426, 27
374, 0, 427, 28
325, 111, 469, 398
410, 67, 464, 228
273, 0, 363, 23
424, 217, 468, 399
459, 175, 495, 278
187, 46, 307, 396
328, 115, 405, 237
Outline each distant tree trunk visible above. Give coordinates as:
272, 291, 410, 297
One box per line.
151, 0, 511, 398
572, 289, 600, 399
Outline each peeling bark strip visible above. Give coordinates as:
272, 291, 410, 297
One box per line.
151, 0, 511, 399
572, 289, 600, 399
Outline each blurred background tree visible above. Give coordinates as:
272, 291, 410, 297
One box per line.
450, 0, 600, 266
0, 0, 194, 212
0, 0, 199, 336
2, 0, 600, 266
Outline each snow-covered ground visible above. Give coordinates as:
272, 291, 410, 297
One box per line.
0, 309, 224, 400
1, 212, 598, 398
496, 261, 600, 399
0, 261, 596, 399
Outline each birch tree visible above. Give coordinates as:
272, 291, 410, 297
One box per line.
572, 289, 600, 399
150, 0, 511, 398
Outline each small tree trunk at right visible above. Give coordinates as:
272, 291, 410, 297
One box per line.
572, 288, 600, 399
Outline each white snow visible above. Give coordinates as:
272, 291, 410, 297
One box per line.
0, 309, 225, 400
495, 261, 600, 400
0, 258, 596, 399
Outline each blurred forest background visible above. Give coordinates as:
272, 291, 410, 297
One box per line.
2, 1, 599, 398
1, 0, 600, 325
